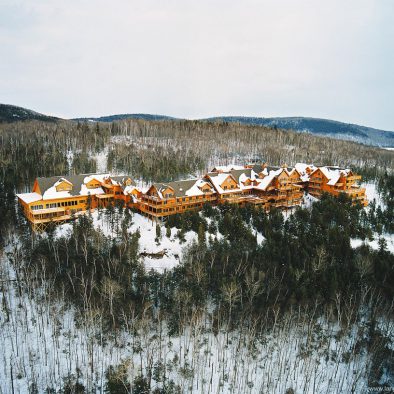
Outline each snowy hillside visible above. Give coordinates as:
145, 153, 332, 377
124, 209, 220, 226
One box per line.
1, 254, 390, 393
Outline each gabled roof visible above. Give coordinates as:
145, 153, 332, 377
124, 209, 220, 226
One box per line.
211, 164, 245, 172
36, 174, 87, 197
123, 185, 141, 195
253, 168, 283, 191
311, 166, 351, 186
110, 175, 135, 187
206, 173, 241, 194
56, 177, 73, 186
34, 173, 132, 200
295, 163, 317, 181
16, 192, 42, 204
151, 179, 215, 198
229, 168, 260, 190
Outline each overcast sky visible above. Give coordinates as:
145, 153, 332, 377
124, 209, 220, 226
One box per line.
1, 0, 393, 130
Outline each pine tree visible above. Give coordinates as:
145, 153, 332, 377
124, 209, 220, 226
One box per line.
198, 223, 206, 246
155, 222, 162, 243
166, 224, 171, 238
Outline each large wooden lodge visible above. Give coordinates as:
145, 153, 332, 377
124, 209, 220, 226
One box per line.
17, 163, 368, 231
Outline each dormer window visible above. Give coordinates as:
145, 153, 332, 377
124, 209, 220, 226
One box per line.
55, 179, 73, 192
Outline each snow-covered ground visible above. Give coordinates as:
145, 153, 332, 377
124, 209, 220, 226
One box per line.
1, 184, 393, 392
54, 209, 267, 273
1, 253, 388, 393
92, 147, 109, 173
351, 182, 394, 253
363, 182, 384, 208
55, 211, 199, 273
351, 233, 394, 254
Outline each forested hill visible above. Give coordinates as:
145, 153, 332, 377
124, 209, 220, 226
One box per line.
73, 113, 178, 122
2, 103, 394, 147
0, 104, 58, 123
76, 113, 394, 147
203, 116, 394, 147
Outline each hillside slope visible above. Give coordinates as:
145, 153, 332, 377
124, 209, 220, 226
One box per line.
73, 113, 178, 122
0, 104, 58, 123
2, 103, 393, 147
204, 116, 394, 147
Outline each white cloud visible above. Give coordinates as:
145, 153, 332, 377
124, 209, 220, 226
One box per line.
0, 0, 393, 129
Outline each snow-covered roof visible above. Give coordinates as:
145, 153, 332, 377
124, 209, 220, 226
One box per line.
123, 185, 141, 195
317, 167, 351, 186
231, 169, 259, 190
16, 192, 42, 204
208, 173, 241, 194
83, 174, 111, 184
185, 179, 214, 196
42, 187, 72, 200
32, 173, 133, 200
254, 168, 283, 191
80, 185, 105, 196
152, 179, 215, 198
295, 163, 317, 182
56, 177, 73, 186
212, 164, 246, 172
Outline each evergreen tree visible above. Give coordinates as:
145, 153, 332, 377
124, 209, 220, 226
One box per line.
198, 222, 206, 246
166, 224, 171, 238
155, 222, 162, 243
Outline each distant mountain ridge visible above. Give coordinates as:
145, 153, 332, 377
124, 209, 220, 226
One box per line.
73, 113, 178, 122
1, 103, 393, 147
202, 116, 394, 147
0, 103, 58, 123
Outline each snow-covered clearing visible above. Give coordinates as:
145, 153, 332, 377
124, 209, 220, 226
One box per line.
351, 233, 394, 254
363, 182, 384, 208
91, 147, 108, 173
54, 209, 266, 273
55, 211, 199, 273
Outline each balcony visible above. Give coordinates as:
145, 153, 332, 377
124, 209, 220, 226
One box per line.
31, 206, 66, 215
334, 187, 366, 195
96, 193, 115, 199
30, 210, 85, 224
347, 175, 362, 181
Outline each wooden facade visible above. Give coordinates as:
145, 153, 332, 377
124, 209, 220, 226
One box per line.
308, 167, 367, 206
17, 174, 138, 231
17, 164, 368, 230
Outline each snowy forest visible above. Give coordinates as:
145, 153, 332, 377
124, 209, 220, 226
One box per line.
0, 118, 393, 393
